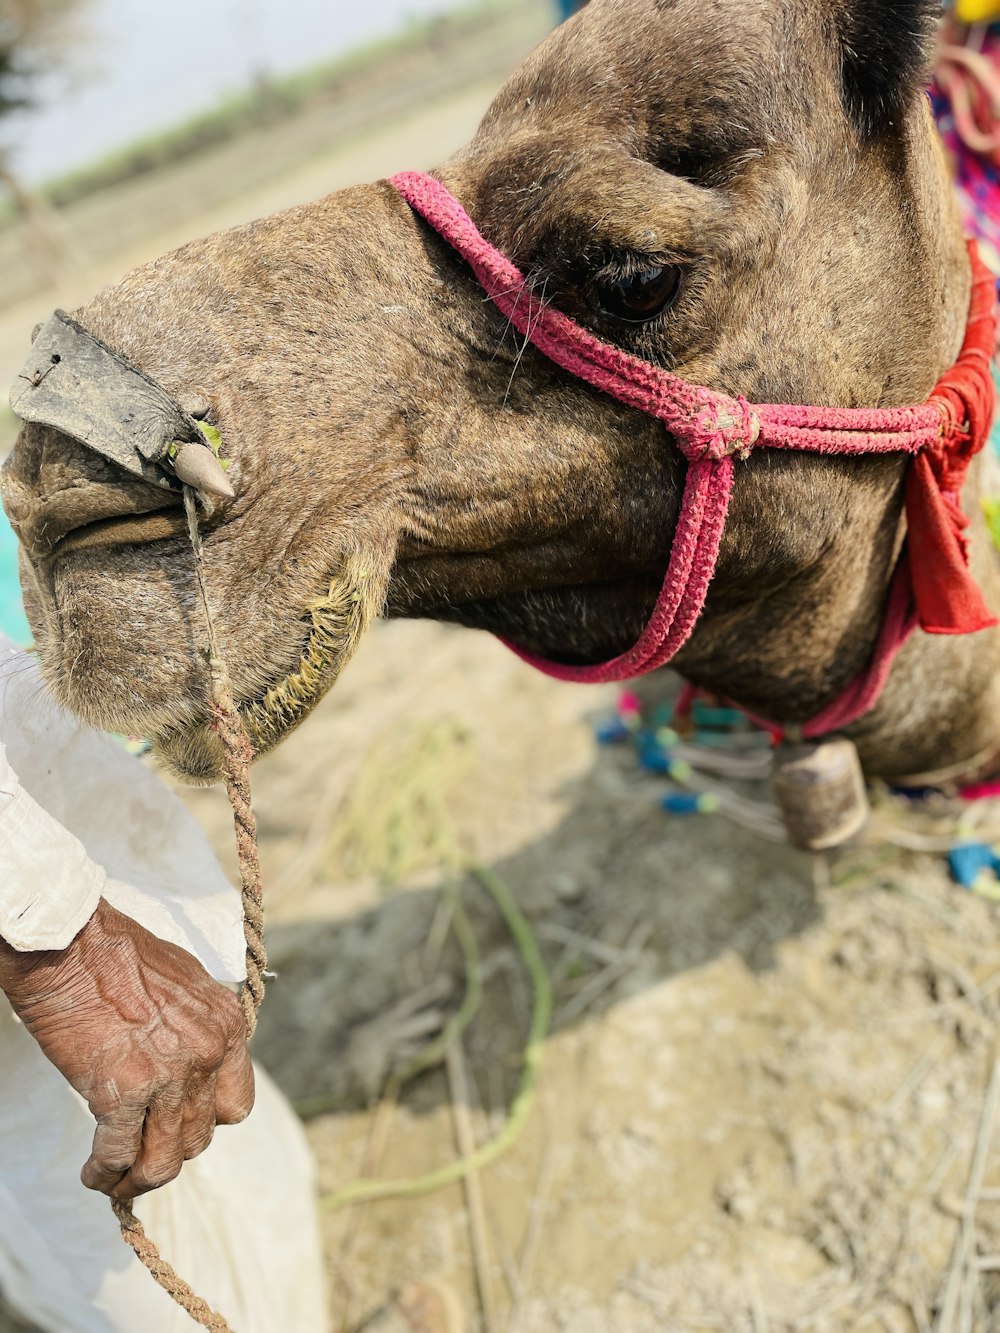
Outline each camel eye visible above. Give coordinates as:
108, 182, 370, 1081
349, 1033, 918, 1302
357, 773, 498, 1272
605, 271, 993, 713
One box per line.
594, 264, 681, 324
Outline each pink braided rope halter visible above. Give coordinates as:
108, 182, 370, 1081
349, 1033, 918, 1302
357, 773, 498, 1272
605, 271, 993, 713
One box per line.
390, 170, 998, 737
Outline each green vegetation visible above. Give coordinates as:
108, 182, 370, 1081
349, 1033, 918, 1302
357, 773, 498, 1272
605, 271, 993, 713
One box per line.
11, 0, 519, 219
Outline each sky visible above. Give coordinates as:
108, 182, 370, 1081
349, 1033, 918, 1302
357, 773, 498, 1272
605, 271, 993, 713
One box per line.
6, 0, 461, 182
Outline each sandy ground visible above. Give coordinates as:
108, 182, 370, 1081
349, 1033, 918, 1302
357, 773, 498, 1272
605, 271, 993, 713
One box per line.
4, 6, 1000, 1330
182, 622, 1000, 1333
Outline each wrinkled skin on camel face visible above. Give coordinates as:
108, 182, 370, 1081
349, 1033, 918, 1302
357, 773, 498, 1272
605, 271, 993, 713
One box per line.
3, 0, 993, 781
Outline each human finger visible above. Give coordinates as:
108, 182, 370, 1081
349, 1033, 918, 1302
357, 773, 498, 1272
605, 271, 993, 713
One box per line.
213, 1038, 255, 1126
111, 1097, 186, 1199
181, 1076, 218, 1161
81, 1104, 146, 1195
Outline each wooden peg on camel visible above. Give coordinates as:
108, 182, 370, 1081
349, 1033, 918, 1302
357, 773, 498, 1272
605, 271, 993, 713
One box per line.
772, 738, 870, 851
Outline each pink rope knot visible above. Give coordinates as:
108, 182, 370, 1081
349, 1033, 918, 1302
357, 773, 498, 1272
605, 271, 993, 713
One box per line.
675, 398, 761, 462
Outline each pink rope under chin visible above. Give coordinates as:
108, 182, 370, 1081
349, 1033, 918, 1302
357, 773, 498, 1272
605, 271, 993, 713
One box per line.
510, 455, 734, 684
390, 170, 998, 735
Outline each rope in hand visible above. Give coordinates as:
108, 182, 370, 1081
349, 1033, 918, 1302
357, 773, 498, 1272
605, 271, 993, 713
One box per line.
110, 487, 267, 1333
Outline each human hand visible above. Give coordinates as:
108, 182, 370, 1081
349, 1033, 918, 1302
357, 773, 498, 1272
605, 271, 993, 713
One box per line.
0, 898, 254, 1198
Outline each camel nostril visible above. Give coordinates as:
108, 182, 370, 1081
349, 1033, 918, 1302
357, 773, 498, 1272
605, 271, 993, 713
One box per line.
177, 392, 212, 421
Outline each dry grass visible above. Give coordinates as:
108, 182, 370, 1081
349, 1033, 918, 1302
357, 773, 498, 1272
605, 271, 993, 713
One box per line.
320, 718, 476, 887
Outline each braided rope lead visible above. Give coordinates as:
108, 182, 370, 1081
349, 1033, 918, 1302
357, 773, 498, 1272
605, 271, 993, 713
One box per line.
110, 1199, 235, 1333
111, 489, 267, 1331
210, 677, 266, 1036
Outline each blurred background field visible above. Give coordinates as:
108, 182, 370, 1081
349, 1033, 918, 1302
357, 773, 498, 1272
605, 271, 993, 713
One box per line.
0, 0, 550, 444
5, 4, 1000, 1331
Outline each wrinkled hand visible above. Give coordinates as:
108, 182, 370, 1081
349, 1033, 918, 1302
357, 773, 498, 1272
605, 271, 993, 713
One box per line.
0, 899, 254, 1199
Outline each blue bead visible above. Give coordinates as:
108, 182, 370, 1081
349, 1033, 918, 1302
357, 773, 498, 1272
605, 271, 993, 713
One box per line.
690, 703, 747, 729
639, 747, 673, 774
949, 842, 996, 890
662, 793, 703, 815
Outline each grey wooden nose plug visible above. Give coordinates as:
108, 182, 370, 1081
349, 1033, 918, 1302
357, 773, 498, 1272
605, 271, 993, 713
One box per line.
9, 310, 233, 501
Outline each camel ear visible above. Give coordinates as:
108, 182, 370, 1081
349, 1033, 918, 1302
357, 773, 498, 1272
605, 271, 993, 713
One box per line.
836, 0, 940, 136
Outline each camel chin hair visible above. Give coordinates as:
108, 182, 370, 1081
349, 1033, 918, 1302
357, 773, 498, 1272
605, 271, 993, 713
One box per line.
154, 541, 393, 784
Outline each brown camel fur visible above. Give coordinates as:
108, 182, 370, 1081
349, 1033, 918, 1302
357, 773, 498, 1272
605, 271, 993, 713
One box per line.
3, 0, 999, 784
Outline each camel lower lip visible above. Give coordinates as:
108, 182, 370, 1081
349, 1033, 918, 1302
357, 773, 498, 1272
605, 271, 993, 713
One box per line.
52, 509, 188, 559
153, 547, 384, 782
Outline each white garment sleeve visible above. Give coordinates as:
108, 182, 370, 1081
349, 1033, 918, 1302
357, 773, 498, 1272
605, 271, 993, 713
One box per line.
0, 741, 105, 952
0, 634, 245, 980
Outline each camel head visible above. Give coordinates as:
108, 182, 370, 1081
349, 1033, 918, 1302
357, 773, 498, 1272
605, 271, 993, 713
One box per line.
4, 0, 998, 782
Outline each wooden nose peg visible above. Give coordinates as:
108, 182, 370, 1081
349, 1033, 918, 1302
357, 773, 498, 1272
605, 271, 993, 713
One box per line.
772, 738, 869, 851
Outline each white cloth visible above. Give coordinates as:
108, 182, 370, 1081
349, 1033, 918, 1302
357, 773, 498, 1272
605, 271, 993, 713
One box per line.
0, 635, 328, 1332
0, 1010, 325, 1333
0, 741, 106, 951
0, 637, 244, 977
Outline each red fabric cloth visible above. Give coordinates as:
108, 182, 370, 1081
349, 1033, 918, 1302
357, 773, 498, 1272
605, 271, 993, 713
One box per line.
907, 260, 998, 634
905, 452, 995, 632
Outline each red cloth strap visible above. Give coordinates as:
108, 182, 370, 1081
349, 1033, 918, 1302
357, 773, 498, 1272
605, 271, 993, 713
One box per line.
906, 251, 998, 634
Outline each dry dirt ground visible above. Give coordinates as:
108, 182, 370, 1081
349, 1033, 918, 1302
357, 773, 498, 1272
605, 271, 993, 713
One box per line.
186, 623, 1000, 1333
4, 7, 1000, 1331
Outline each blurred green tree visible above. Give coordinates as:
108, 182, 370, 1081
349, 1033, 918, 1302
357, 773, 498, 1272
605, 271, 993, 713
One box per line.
0, 0, 90, 273
0, 0, 90, 119
0, 43, 29, 120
